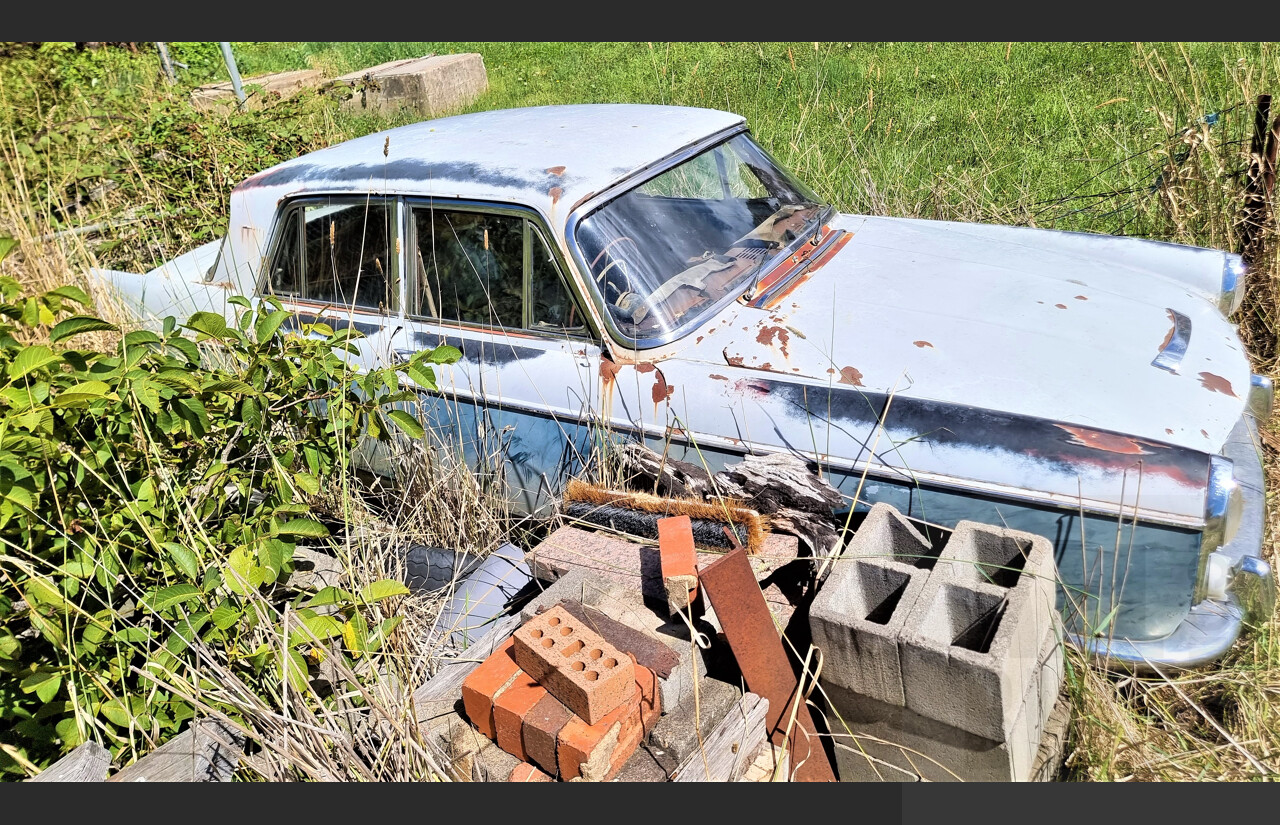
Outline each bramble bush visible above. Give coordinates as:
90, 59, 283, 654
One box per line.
0, 237, 458, 775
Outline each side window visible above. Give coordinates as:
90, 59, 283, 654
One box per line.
264, 199, 395, 312
415, 208, 524, 327
530, 229, 584, 333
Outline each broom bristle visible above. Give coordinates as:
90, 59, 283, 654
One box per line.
563, 479, 766, 554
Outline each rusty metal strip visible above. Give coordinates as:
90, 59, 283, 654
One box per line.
698, 547, 836, 782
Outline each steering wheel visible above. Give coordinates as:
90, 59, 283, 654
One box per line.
589, 236, 643, 297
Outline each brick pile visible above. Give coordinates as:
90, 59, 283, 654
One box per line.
460, 605, 661, 781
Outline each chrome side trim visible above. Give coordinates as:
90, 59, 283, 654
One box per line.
1195, 455, 1241, 603
1219, 252, 1246, 316
1248, 373, 1274, 423
1150, 308, 1191, 373
1068, 597, 1244, 673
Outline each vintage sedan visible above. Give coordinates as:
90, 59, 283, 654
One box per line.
93, 103, 1274, 670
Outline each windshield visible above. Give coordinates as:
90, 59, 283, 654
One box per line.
574, 133, 829, 345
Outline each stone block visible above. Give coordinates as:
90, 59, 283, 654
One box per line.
337, 53, 487, 118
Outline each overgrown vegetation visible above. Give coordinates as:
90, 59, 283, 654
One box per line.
0, 41, 1277, 781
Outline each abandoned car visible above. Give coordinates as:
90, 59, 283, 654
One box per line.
93, 103, 1274, 670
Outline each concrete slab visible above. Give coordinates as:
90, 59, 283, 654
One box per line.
337, 53, 488, 118
191, 69, 324, 111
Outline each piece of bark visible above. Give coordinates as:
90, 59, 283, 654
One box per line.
108, 718, 244, 782
30, 741, 111, 782
617, 442, 715, 499
714, 452, 844, 515
671, 692, 770, 782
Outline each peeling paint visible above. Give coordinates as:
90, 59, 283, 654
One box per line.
709, 373, 728, 381
838, 366, 864, 387
1057, 424, 1151, 455
1054, 303, 1067, 310
723, 348, 745, 367
550, 186, 563, 204
651, 368, 673, 406
1201, 429, 1210, 438
696, 336, 704, 344
547, 165, 566, 176
755, 325, 791, 358
1198, 371, 1238, 397
637, 362, 655, 374
599, 357, 621, 383
913, 340, 933, 348
1159, 311, 1177, 353
1165, 428, 1174, 435
1074, 295, 1088, 301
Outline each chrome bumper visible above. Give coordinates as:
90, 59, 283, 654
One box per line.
1069, 415, 1275, 672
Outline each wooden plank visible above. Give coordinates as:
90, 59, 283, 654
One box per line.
29, 741, 111, 782
672, 692, 769, 782
108, 718, 244, 782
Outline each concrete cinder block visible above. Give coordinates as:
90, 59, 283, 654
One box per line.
191, 69, 325, 112
337, 53, 488, 118
899, 520, 1059, 742
648, 675, 743, 767
824, 632, 1063, 782
809, 504, 935, 706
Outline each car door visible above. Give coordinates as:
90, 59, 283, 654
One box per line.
391, 199, 600, 513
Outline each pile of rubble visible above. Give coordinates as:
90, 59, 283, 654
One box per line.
413, 485, 1069, 782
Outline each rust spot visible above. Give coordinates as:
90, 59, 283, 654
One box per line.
651, 369, 674, 406
547, 165, 566, 176
723, 348, 745, 367
838, 366, 864, 387
755, 325, 791, 358
792, 367, 801, 372
549, 186, 563, 204
913, 340, 933, 348
1201, 429, 1210, 438
826, 368, 836, 375
637, 362, 655, 374
709, 374, 728, 381
1165, 428, 1174, 435
696, 336, 704, 344
1055, 303, 1067, 310
1198, 372, 1238, 397
1057, 424, 1151, 455
599, 358, 621, 383
759, 362, 773, 371
1037, 301, 1045, 305
1074, 295, 1088, 301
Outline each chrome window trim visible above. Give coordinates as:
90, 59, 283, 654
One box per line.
1248, 373, 1274, 423
564, 123, 776, 353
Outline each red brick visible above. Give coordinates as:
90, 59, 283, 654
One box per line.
523, 692, 573, 777
513, 605, 635, 725
459, 638, 520, 740
508, 762, 554, 782
492, 671, 545, 763
658, 515, 698, 611
557, 684, 643, 782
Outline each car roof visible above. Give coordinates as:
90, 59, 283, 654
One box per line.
232, 104, 746, 223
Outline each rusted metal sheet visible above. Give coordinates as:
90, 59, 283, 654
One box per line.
698, 547, 835, 782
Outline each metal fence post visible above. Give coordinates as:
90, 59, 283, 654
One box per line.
218, 42, 246, 106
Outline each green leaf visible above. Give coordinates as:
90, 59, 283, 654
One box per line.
0, 237, 17, 263
99, 698, 135, 728
55, 717, 83, 747
279, 648, 310, 693
405, 364, 437, 391
162, 542, 200, 581
185, 311, 230, 340
113, 627, 152, 644
292, 472, 320, 495
210, 600, 241, 630
255, 309, 291, 343
304, 586, 354, 608
224, 545, 255, 597
201, 379, 255, 394
342, 612, 369, 655
53, 380, 112, 407
141, 583, 201, 613
386, 409, 425, 439
20, 671, 62, 703
289, 612, 345, 647
427, 345, 462, 364
45, 285, 92, 306
49, 315, 117, 343
275, 518, 329, 539
360, 579, 410, 603
8, 345, 59, 379
122, 330, 162, 349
